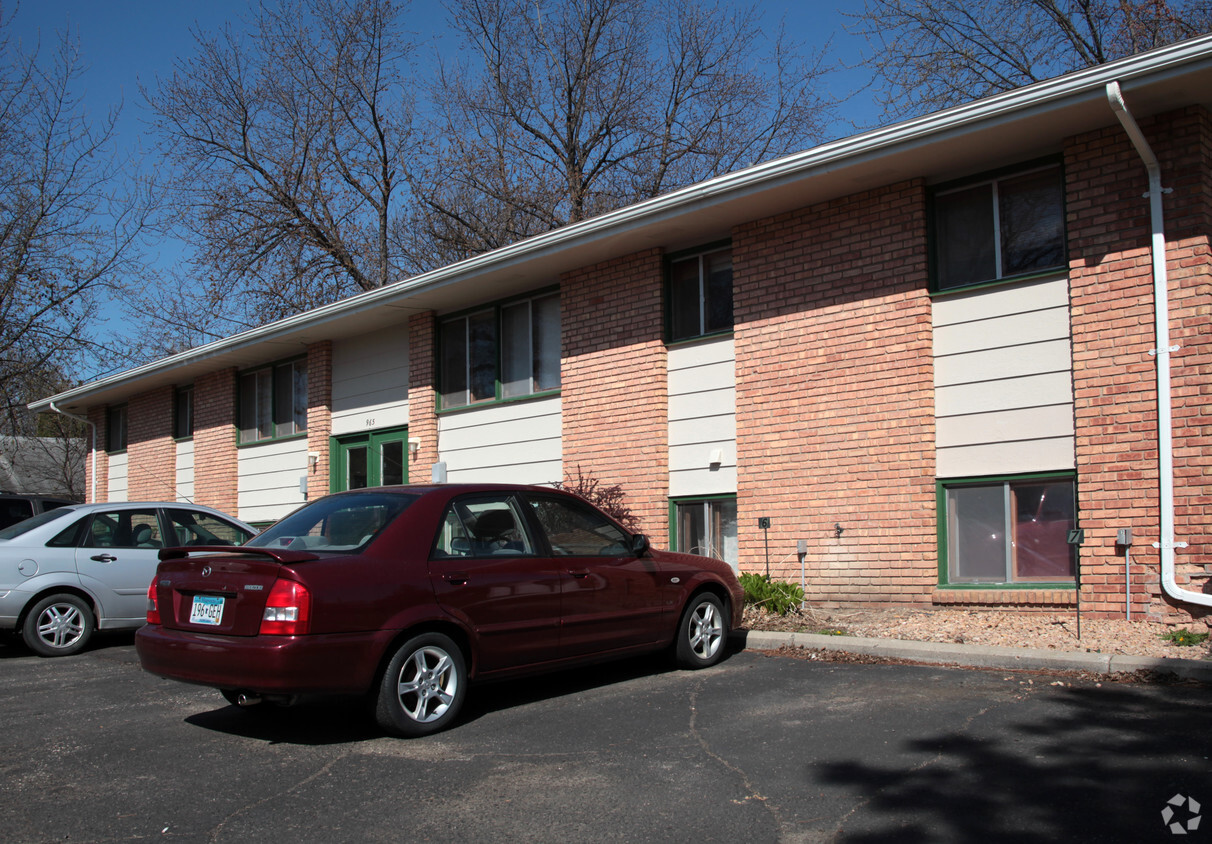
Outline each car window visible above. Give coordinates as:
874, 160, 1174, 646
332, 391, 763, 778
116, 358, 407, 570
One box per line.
528, 495, 629, 556
83, 509, 165, 548
166, 509, 253, 546
0, 507, 76, 541
432, 495, 534, 559
249, 491, 416, 552
0, 499, 34, 530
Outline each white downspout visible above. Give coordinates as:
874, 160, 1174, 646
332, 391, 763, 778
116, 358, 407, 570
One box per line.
1105, 82, 1211, 609
49, 402, 96, 504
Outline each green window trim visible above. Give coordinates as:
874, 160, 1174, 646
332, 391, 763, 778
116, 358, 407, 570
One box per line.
669, 494, 738, 567
937, 471, 1079, 589
436, 288, 562, 412
237, 357, 308, 445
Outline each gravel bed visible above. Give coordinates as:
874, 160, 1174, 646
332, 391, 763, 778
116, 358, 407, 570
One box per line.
743, 605, 1212, 662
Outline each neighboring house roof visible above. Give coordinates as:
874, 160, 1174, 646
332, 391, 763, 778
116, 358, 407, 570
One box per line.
29, 33, 1212, 416
0, 436, 85, 497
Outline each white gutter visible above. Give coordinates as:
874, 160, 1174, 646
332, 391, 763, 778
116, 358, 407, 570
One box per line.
49, 401, 96, 503
1105, 81, 1209, 609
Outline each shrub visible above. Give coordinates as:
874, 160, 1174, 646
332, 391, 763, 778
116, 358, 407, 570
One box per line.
553, 466, 639, 531
1161, 628, 1209, 647
740, 572, 804, 616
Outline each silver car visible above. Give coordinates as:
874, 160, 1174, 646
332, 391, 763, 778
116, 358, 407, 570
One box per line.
0, 502, 257, 656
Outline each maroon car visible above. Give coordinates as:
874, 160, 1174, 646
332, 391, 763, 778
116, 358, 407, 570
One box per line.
136, 484, 743, 737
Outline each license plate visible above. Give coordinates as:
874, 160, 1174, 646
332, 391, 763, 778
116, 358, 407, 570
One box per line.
190, 594, 224, 626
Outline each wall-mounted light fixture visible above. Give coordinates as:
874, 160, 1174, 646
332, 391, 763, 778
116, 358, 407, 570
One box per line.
834, 523, 844, 539
307, 452, 320, 470
408, 439, 421, 460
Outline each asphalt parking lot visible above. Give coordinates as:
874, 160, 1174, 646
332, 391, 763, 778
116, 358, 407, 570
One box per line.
2, 633, 1208, 842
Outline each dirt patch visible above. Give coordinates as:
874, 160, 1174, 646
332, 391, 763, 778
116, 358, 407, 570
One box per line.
743, 605, 1212, 662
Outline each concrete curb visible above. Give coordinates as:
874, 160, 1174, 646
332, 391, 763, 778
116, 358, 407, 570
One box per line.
737, 630, 1212, 683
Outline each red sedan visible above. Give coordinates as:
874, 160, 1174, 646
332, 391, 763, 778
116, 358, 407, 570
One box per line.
136, 484, 743, 737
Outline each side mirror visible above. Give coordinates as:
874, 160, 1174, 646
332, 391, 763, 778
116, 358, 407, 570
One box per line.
629, 533, 650, 556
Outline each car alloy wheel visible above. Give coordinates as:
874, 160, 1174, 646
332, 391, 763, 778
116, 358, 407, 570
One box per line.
375, 632, 467, 737
22, 593, 94, 657
675, 592, 727, 669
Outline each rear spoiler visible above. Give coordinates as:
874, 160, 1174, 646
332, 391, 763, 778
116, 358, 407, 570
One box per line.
158, 546, 320, 564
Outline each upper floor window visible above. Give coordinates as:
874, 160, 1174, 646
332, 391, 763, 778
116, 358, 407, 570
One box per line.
106, 405, 127, 452
439, 291, 560, 410
932, 162, 1065, 292
668, 244, 733, 341
239, 359, 307, 443
173, 385, 193, 440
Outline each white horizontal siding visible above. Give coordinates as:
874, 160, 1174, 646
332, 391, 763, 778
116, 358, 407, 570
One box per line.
175, 439, 195, 503
331, 326, 409, 437
668, 338, 736, 498
237, 437, 308, 523
933, 276, 1075, 476
438, 397, 562, 485
106, 452, 128, 502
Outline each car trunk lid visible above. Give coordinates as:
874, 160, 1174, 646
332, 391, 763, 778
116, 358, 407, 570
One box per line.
154, 546, 318, 636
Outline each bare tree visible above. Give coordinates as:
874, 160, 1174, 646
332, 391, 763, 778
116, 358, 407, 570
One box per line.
145, 0, 420, 335
402, 0, 834, 267
0, 8, 152, 435
847, 0, 1212, 121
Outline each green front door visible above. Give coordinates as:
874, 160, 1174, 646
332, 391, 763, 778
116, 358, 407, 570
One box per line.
332, 428, 409, 492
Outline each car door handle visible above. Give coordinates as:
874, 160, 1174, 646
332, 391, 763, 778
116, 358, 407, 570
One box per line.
568, 569, 590, 579
90, 554, 118, 563
443, 572, 469, 585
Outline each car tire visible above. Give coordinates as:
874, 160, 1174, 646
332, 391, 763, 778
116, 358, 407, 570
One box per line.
375, 632, 467, 738
674, 592, 727, 669
21, 593, 95, 657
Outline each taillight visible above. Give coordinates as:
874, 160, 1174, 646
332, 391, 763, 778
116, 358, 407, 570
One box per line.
145, 577, 161, 625
259, 579, 311, 635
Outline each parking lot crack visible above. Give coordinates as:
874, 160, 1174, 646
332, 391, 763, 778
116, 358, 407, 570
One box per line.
207, 750, 351, 842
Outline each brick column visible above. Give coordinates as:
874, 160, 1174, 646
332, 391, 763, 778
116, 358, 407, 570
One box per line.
561, 249, 669, 538
306, 341, 333, 495
408, 311, 440, 477
126, 386, 176, 500
193, 368, 238, 515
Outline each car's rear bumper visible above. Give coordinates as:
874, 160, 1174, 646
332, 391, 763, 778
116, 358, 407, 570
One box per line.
135, 624, 395, 695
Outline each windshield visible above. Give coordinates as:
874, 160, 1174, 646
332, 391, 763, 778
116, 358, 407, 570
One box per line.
248, 491, 418, 552
0, 507, 77, 541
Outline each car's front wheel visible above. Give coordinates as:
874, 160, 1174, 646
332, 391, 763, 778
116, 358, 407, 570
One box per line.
22, 593, 95, 657
375, 632, 467, 737
674, 592, 727, 669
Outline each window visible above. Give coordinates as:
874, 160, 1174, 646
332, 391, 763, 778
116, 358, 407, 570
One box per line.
166, 508, 254, 546
106, 406, 127, 452
668, 245, 733, 341
932, 162, 1065, 291
528, 494, 630, 557
174, 386, 193, 439
432, 495, 536, 558
239, 359, 307, 443
439, 291, 561, 409
673, 497, 738, 568
83, 509, 164, 548
942, 476, 1076, 584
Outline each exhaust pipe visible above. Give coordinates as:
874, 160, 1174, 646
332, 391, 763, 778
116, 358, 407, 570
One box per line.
236, 692, 263, 707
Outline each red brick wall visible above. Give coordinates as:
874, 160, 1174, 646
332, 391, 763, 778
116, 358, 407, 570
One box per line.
561, 249, 670, 537
126, 386, 176, 500
408, 311, 439, 478
193, 369, 238, 514
1067, 106, 1212, 622
733, 181, 936, 607
306, 341, 333, 495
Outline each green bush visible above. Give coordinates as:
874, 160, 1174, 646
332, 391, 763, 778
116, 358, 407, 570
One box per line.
1161, 628, 1209, 647
740, 573, 804, 616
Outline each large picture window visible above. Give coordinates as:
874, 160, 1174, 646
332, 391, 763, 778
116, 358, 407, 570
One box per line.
673, 496, 738, 569
668, 245, 733, 341
932, 162, 1065, 291
439, 291, 561, 409
942, 476, 1076, 584
239, 359, 307, 443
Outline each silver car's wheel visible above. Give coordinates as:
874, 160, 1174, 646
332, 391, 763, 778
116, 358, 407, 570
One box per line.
375, 633, 466, 737
674, 592, 727, 669
22, 593, 94, 657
